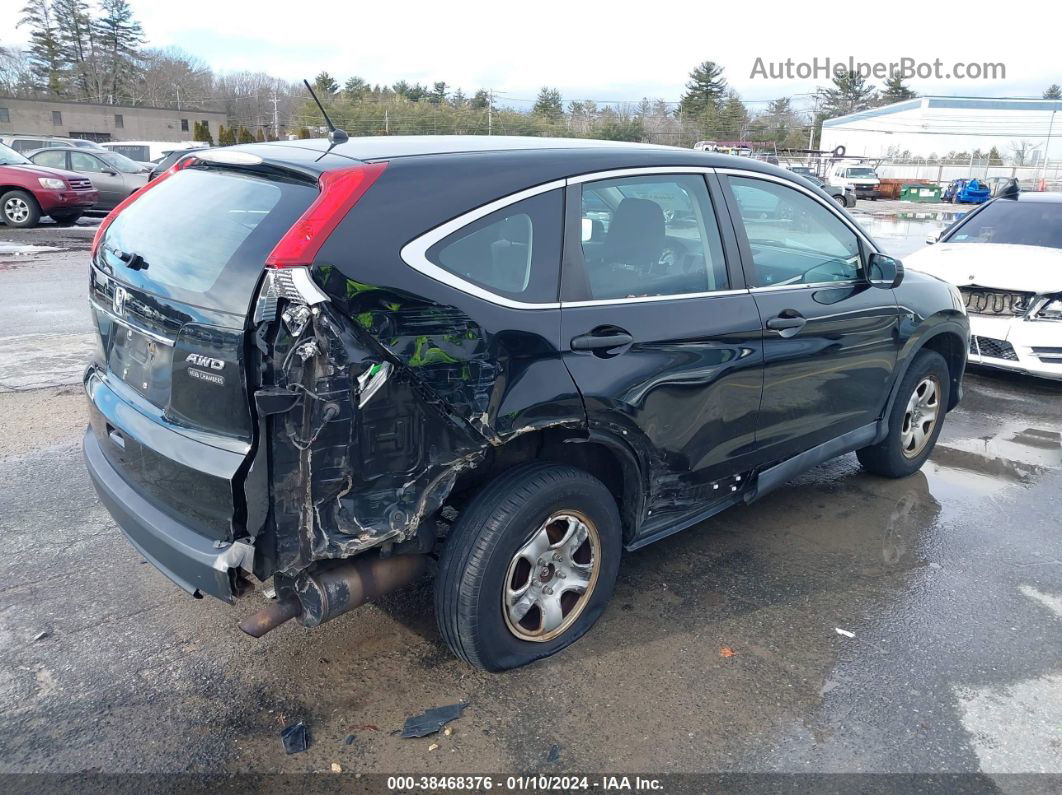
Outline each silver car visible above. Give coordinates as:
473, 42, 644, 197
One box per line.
27, 148, 148, 211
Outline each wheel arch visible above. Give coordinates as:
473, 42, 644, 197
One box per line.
877, 323, 967, 443
454, 427, 646, 544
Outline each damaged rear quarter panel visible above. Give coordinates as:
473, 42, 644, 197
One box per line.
264, 155, 586, 576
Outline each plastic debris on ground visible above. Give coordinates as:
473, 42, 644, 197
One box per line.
720, 646, 735, 658
400, 702, 468, 738
343, 734, 356, 745
835, 628, 855, 638
331, 762, 342, 773
281, 721, 310, 754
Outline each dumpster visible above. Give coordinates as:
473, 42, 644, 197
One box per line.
900, 183, 943, 203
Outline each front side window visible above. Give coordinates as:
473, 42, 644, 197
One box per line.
32, 150, 67, 169
728, 176, 862, 287
71, 152, 107, 173
426, 189, 563, 303
578, 174, 728, 300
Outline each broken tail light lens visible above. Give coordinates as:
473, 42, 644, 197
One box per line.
265, 162, 388, 269
91, 155, 199, 258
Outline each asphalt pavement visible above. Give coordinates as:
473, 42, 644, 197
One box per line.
0, 217, 1059, 788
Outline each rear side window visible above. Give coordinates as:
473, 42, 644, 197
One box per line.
426, 190, 563, 304
99, 168, 316, 313
578, 174, 728, 299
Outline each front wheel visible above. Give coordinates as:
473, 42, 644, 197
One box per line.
1, 190, 42, 228
857, 350, 950, 478
434, 463, 622, 671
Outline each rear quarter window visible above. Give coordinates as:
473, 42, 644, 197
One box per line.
98, 167, 317, 314
424, 189, 563, 304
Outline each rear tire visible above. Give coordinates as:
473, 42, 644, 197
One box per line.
1, 190, 41, 228
857, 350, 950, 478
434, 462, 622, 671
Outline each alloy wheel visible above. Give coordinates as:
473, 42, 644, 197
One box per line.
900, 375, 941, 458
503, 511, 601, 642
4, 197, 29, 224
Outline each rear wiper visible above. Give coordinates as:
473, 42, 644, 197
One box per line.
109, 246, 149, 271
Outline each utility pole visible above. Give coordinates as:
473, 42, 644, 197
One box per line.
272, 82, 280, 140
175, 84, 181, 111
488, 89, 493, 136
1040, 107, 1056, 189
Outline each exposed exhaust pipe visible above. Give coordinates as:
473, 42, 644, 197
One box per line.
239, 554, 427, 638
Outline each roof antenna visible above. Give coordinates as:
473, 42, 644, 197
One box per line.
303, 79, 348, 147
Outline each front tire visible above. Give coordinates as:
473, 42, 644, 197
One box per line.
857, 350, 950, 478
434, 463, 622, 671
1, 190, 41, 228
50, 211, 82, 226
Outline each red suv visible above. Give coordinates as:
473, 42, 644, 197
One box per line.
0, 142, 99, 227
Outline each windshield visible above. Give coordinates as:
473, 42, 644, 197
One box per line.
947, 201, 1062, 249
98, 152, 143, 173
846, 168, 877, 179
0, 143, 31, 166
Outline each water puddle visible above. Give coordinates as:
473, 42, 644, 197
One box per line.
854, 213, 966, 258
925, 421, 1061, 503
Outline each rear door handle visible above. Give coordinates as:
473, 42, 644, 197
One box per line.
766, 313, 807, 337
570, 330, 633, 352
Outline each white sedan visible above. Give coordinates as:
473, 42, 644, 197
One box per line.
905, 193, 1062, 380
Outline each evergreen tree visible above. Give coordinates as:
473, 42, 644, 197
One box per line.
450, 88, 466, 108
312, 71, 338, 96
879, 74, 917, 105
216, 123, 227, 145
678, 61, 727, 118
1044, 84, 1062, 100
429, 81, 448, 105
196, 120, 214, 146
297, 126, 312, 139
18, 0, 65, 96
532, 87, 563, 121
52, 0, 98, 100
343, 76, 368, 102
254, 127, 265, 142
237, 126, 254, 144
93, 0, 143, 103
470, 89, 491, 110
819, 71, 877, 118
718, 90, 749, 140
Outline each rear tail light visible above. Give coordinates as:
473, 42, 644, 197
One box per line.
91, 155, 199, 257
265, 162, 387, 268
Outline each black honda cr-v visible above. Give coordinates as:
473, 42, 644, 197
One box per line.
84, 136, 969, 671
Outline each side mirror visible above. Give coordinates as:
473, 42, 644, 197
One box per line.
868, 252, 904, 289
925, 231, 941, 245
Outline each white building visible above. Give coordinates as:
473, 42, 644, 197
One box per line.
819, 97, 1062, 164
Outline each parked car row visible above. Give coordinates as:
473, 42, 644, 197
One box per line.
0, 137, 209, 227
0, 142, 99, 227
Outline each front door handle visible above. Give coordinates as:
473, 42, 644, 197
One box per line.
766, 312, 807, 338
571, 329, 633, 352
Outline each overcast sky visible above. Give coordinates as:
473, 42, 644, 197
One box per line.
2, 0, 1058, 107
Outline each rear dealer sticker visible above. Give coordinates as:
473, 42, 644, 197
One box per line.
188, 368, 225, 385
